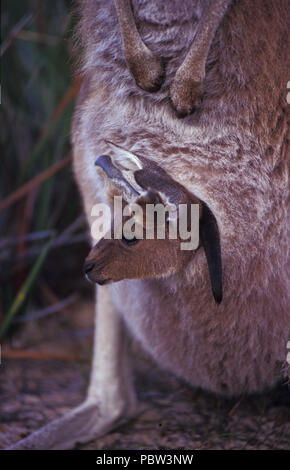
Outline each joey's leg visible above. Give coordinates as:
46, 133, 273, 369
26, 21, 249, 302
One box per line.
114, 0, 164, 92
170, 0, 232, 117
7, 285, 138, 450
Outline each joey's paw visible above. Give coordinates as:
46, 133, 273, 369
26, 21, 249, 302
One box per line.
170, 75, 204, 117
126, 46, 165, 93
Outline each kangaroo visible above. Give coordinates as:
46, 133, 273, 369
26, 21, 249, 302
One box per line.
9, 0, 289, 449
85, 144, 222, 303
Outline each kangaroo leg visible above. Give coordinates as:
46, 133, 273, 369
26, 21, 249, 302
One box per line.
7, 285, 139, 450
170, 0, 232, 117
114, 0, 164, 92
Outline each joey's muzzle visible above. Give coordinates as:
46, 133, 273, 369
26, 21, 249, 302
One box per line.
83, 246, 112, 285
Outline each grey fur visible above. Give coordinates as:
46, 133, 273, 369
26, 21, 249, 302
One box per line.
9, 0, 289, 450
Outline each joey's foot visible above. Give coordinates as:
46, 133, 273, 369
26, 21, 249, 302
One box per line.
170, 74, 204, 117
126, 46, 165, 93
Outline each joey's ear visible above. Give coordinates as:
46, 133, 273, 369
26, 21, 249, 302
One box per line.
106, 141, 143, 171
200, 203, 223, 304
95, 154, 140, 197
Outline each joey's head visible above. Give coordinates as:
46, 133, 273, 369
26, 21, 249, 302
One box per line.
84, 142, 223, 303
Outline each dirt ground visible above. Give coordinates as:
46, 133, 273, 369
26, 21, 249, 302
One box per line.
0, 300, 289, 450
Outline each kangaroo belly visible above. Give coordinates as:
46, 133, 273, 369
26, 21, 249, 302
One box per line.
111, 278, 289, 396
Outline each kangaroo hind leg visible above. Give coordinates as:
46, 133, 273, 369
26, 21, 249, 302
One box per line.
114, 0, 165, 93
170, 0, 232, 117
8, 286, 140, 450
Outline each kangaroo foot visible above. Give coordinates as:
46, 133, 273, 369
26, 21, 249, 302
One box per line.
170, 72, 204, 117
126, 45, 165, 93
7, 398, 142, 450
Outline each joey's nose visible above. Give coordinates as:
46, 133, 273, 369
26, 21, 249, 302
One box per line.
84, 260, 95, 275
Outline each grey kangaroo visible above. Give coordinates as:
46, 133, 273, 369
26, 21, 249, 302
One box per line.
9, 0, 290, 449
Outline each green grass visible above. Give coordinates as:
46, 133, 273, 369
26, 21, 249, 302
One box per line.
0, 0, 89, 338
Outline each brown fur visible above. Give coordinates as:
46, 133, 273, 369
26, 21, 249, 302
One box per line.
84, 182, 202, 285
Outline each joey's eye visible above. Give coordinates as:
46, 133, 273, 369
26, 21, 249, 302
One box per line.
121, 235, 140, 246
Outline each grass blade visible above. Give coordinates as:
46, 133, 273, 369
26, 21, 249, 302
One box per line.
0, 155, 71, 213
0, 13, 34, 56
0, 237, 53, 339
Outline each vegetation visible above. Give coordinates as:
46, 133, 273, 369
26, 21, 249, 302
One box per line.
0, 0, 89, 339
